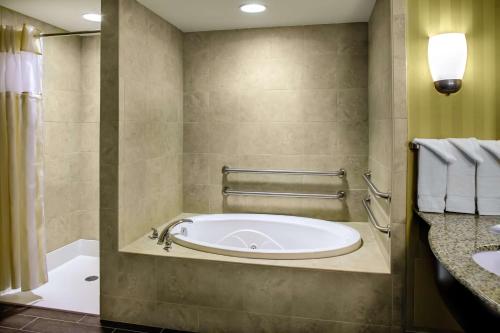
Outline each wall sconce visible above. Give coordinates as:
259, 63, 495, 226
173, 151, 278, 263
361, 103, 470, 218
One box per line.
428, 33, 467, 95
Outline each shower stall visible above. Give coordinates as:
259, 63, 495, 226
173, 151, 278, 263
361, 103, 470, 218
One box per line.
0, 6, 101, 314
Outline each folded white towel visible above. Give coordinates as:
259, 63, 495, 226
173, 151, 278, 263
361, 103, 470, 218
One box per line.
413, 139, 456, 213
477, 140, 500, 215
446, 138, 483, 214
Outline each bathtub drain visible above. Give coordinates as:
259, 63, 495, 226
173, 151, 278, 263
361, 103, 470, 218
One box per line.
84, 275, 99, 282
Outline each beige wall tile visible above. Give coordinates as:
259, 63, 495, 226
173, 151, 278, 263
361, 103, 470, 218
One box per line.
183, 184, 209, 213
44, 178, 70, 220
337, 120, 369, 155
303, 122, 338, 155
337, 88, 368, 122
76, 210, 99, 240
291, 270, 392, 325
183, 122, 209, 153
300, 89, 337, 122
183, 153, 209, 185
367, 0, 393, 265
32, 24, 102, 250
183, 24, 368, 221
116, 0, 183, 247
300, 53, 337, 89
303, 25, 339, 55
101, 251, 157, 299
184, 91, 209, 122
209, 122, 240, 155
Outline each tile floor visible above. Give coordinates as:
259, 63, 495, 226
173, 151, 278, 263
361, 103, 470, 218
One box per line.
0, 303, 187, 333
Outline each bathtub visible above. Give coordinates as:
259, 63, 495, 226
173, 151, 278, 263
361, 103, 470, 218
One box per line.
170, 214, 362, 259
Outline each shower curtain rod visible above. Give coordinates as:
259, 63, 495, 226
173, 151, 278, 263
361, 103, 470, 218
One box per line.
39, 30, 101, 37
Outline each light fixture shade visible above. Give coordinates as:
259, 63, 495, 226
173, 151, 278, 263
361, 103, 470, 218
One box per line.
428, 33, 467, 94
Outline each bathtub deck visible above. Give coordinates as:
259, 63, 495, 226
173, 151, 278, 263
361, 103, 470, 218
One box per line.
121, 213, 390, 274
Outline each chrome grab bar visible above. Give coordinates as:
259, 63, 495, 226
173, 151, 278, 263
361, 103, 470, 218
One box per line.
362, 171, 391, 201
222, 165, 345, 178
223, 187, 346, 200
362, 196, 390, 233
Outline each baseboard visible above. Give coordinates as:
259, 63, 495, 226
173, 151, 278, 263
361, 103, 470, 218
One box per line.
47, 239, 99, 271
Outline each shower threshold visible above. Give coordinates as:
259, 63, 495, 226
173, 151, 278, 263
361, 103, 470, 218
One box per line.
0, 239, 99, 314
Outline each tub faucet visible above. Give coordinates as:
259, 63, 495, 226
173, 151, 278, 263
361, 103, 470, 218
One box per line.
157, 218, 193, 251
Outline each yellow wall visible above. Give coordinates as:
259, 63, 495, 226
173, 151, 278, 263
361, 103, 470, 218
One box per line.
406, 0, 500, 331
408, 0, 499, 140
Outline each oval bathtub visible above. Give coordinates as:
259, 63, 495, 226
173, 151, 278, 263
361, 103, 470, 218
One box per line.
170, 214, 362, 259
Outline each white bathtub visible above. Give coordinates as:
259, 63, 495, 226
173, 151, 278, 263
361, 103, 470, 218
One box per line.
170, 214, 362, 259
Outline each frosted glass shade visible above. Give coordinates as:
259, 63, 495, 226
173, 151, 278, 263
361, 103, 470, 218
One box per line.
428, 33, 467, 81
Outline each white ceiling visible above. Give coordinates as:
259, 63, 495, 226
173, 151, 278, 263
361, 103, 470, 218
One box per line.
0, 0, 101, 32
138, 0, 376, 32
0, 0, 376, 33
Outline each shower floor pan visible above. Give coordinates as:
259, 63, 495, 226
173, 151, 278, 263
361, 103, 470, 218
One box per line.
0, 239, 99, 314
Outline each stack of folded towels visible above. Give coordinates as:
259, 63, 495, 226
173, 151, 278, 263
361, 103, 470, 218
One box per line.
414, 138, 500, 215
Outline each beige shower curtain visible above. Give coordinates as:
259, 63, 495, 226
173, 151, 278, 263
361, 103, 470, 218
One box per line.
0, 24, 47, 292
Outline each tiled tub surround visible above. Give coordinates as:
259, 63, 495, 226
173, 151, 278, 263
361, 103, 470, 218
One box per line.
107, 221, 391, 332
113, 215, 391, 332
0, 7, 100, 252
101, 0, 394, 331
118, 0, 184, 246
367, 0, 392, 264
183, 24, 369, 222
122, 213, 389, 273
418, 211, 500, 314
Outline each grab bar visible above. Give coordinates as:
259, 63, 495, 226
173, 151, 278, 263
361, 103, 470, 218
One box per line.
222, 165, 345, 178
362, 171, 391, 201
223, 187, 346, 200
362, 196, 390, 233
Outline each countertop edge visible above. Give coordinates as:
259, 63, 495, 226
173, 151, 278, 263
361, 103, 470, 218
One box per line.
416, 211, 500, 315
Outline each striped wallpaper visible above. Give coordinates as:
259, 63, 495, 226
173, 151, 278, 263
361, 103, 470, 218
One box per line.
408, 0, 500, 140
406, 1, 499, 330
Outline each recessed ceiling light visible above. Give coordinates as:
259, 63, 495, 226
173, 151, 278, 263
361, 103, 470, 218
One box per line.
82, 13, 102, 22
240, 3, 267, 13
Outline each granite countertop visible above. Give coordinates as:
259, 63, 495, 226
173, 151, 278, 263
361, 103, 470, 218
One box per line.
417, 211, 500, 314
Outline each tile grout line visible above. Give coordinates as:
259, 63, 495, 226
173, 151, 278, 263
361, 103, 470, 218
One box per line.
1, 304, 166, 333
76, 314, 87, 323
19, 316, 39, 330
18, 313, 86, 325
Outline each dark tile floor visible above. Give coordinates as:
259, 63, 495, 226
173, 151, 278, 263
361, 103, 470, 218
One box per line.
0, 303, 186, 333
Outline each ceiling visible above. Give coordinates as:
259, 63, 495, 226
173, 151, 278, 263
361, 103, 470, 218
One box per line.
0, 0, 376, 33
0, 0, 101, 32
138, 0, 376, 32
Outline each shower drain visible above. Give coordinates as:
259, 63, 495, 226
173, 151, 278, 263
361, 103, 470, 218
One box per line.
84, 275, 99, 282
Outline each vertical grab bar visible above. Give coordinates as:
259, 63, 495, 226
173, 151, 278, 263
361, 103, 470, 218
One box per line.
362, 196, 390, 234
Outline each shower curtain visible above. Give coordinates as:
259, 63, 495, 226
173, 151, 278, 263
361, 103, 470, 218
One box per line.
0, 24, 47, 292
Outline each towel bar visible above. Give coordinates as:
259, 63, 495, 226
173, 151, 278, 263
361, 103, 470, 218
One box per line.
409, 142, 420, 150
362, 196, 390, 234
